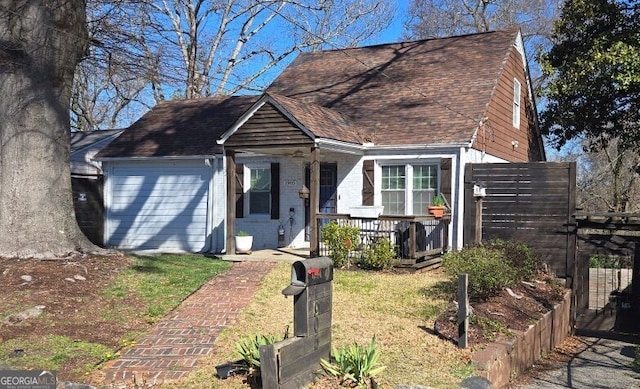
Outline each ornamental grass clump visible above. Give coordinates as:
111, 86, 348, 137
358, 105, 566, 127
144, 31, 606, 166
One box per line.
235, 333, 283, 371
320, 336, 386, 388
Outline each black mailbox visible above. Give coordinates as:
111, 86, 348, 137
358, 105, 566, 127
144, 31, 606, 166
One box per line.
260, 257, 334, 389
282, 256, 333, 296
281, 256, 333, 337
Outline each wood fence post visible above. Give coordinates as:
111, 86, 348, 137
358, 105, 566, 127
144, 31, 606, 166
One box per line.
458, 273, 469, 349
475, 197, 482, 245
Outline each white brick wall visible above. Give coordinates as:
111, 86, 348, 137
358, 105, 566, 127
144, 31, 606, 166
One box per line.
231, 152, 364, 250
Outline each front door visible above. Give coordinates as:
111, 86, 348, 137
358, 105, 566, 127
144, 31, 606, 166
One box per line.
305, 163, 337, 241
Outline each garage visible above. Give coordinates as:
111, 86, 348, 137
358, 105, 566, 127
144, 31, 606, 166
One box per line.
104, 160, 213, 251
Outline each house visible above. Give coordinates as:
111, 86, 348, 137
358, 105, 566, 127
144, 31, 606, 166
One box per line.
70, 129, 123, 246
96, 30, 545, 254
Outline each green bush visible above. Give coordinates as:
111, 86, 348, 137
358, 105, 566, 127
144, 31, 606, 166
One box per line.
360, 237, 396, 270
320, 336, 386, 387
442, 242, 531, 300
483, 239, 542, 280
322, 221, 360, 268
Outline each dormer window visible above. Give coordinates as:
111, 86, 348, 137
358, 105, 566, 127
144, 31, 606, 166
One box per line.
513, 78, 521, 129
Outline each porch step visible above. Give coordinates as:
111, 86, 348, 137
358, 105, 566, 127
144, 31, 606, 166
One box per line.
395, 256, 443, 272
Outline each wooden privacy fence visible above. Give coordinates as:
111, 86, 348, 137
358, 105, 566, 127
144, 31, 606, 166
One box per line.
463, 162, 577, 279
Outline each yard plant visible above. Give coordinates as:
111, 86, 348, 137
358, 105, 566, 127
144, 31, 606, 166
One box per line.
441, 240, 542, 300
322, 221, 361, 267
320, 335, 386, 388
360, 237, 396, 270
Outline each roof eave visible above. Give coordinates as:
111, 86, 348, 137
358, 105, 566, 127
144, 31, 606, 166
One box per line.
95, 154, 220, 162
316, 138, 365, 155
365, 141, 473, 152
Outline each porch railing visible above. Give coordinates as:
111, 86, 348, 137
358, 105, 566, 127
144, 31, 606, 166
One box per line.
316, 213, 450, 264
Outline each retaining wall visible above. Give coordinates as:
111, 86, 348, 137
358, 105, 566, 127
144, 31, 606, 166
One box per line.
472, 291, 572, 388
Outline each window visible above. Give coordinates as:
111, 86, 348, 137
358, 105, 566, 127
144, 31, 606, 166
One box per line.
513, 78, 521, 128
381, 164, 438, 215
381, 165, 406, 215
249, 166, 271, 215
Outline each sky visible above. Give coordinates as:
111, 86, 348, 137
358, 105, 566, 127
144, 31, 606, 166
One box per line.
370, 0, 409, 44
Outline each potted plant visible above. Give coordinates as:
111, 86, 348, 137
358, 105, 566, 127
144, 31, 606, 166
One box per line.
428, 194, 447, 218
235, 231, 253, 254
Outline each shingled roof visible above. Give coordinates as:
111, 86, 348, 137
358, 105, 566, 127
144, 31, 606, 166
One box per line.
98, 95, 259, 158
99, 30, 521, 157
267, 30, 520, 146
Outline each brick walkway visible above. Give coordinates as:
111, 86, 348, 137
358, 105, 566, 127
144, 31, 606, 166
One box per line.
101, 260, 277, 384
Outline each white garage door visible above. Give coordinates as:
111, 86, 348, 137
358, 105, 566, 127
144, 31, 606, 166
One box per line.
106, 161, 211, 251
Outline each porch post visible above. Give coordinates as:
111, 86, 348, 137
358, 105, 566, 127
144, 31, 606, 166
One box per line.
226, 151, 236, 254
310, 146, 320, 257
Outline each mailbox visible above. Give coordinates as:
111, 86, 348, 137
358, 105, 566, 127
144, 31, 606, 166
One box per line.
282, 256, 333, 295
282, 256, 333, 337
261, 257, 334, 389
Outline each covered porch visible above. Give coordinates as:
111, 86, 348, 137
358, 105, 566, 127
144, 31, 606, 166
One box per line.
219, 93, 452, 263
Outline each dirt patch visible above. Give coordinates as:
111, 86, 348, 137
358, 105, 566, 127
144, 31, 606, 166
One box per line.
0, 254, 148, 382
434, 274, 568, 346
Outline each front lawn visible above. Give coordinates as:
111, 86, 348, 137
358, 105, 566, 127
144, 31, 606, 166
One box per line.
0, 253, 230, 381
164, 263, 472, 388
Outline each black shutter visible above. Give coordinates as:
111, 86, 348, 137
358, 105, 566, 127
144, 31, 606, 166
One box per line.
235, 163, 244, 218
440, 158, 452, 206
362, 160, 375, 206
271, 163, 280, 219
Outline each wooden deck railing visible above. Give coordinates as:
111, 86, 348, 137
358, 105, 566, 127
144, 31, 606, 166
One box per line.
316, 213, 450, 264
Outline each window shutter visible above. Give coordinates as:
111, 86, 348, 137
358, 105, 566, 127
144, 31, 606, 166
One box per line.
362, 160, 374, 206
235, 163, 244, 218
440, 158, 452, 206
271, 163, 280, 219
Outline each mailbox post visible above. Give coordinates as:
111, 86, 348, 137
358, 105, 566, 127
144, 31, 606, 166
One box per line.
260, 257, 334, 389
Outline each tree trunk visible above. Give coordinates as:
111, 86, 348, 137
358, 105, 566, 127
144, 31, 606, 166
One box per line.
0, 0, 95, 258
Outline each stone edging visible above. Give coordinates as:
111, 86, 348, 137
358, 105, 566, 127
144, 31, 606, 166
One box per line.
471, 291, 572, 388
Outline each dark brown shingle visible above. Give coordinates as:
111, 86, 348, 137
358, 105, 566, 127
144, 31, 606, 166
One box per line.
97, 95, 259, 158
267, 30, 518, 146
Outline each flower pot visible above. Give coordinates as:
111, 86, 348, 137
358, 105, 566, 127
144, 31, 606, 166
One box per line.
428, 206, 445, 218
235, 235, 253, 254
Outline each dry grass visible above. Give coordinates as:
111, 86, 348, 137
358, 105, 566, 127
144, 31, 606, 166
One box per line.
162, 263, 472, 389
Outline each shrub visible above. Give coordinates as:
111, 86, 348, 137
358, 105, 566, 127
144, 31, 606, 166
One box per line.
442, 245, 519, 300
483, 239, 542, 280
360, 237, 396, 270
322, 221, 360, 268
320, 336, 386, 387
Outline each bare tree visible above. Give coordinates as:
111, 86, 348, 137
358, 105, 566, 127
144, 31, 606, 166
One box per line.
576, 140, 640, 213
0, 0, 96, 257
406, 0, 560, 40
71, 0, 393, 129
405, 0, 561, 88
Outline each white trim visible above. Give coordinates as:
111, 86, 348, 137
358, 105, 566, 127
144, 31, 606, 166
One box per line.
513, 78, 521, 129
316, 138, 365, 154
364, 142, 472, 152
95, 155, 219, 162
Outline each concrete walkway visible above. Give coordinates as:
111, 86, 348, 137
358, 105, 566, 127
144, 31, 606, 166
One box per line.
101, 250, 302, 384
515, 337, 640, 389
